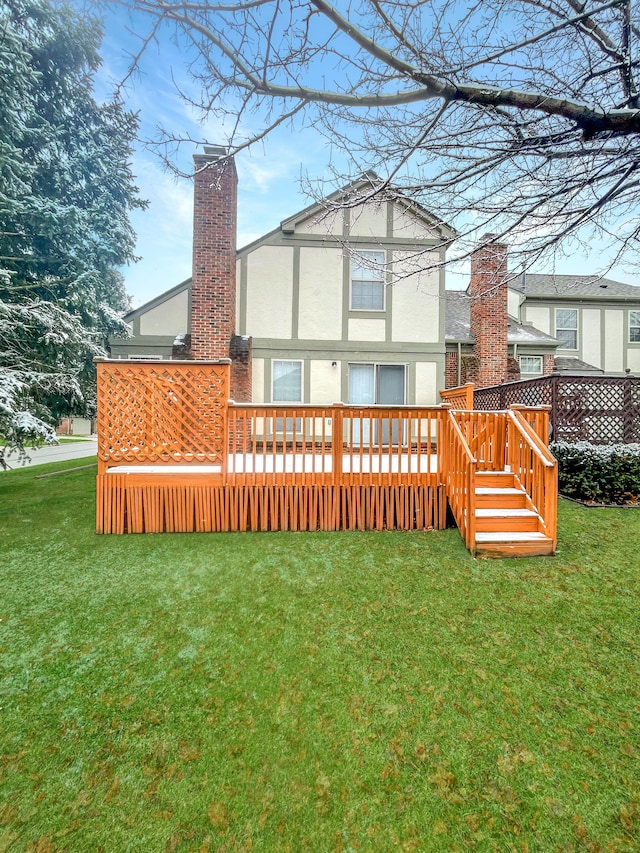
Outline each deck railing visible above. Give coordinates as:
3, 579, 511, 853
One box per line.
440, 383, 475, 410
442, 410, 476, 550
226, 402, 442, 486
449, 410, 507, 471
507, 409, 558, 545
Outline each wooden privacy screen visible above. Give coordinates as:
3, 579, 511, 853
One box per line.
96, 359, 230, 471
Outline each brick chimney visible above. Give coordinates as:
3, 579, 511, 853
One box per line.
469, 234, 509, 388
190, 146, 251, 400
191, 146, 238, 360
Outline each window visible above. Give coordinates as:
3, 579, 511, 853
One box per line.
272, 360, 302, 402
351, 250, 385, 311
519, 355, 543, 377
630, 311, 640, 343
272, 360, 302, 435
555, 308, 578, 350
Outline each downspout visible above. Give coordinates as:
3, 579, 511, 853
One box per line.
457, 342, 462, 386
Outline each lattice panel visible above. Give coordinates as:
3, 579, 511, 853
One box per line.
475, 378, 552, 410
475, 375, 640, 444
97, 361, 230, 466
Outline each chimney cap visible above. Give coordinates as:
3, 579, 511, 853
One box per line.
202, 145, 228, 157
478, 232, 506, 245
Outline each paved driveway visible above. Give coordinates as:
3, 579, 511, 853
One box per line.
1, 439, 98, 470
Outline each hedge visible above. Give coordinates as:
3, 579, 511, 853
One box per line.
550, 441, 640, 504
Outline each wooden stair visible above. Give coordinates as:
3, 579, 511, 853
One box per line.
473, 471, 555, 557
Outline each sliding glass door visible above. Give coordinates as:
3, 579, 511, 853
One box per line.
348, 364, 406, 445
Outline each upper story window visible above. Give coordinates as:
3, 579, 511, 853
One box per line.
555, 308, 578, 350
351, 250, 385, 311
272, 360, 302, 402
519, 355, 543, 377
630, 311, 640, 343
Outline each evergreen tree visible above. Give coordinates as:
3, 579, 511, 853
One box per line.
0, 0, 145, 459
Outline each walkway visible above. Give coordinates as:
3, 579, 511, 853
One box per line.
1, 438, 97, 470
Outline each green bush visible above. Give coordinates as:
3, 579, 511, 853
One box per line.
551, 441, 640, 504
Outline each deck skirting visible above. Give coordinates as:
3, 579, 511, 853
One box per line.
96, 474, 447, 534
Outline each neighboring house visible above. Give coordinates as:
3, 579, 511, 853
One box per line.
509, 274, 640, 376
110, 147, 640, 398
444, 290, 559, 387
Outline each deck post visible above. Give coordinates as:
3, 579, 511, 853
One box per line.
331, 403, 344, 485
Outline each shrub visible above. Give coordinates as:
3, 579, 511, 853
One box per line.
551, 441, 640, 504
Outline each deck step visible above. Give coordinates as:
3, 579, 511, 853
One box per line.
475, 471, 516, 488
475, 487, 522, 496
474, 486, 528, 509
476, 531, 549, 541
475, 508, 536, 517
474, 531, 555, 557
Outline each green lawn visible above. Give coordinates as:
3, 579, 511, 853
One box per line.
1, 460, 638, 852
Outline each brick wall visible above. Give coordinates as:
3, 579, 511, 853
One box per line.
543, 353, 555, 375
469, 236, 509, 388
445, 351, 459, 388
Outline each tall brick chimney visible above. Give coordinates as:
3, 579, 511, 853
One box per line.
190, 146, 251, 400
191, 146, 238, 360
469, 234, 509, 388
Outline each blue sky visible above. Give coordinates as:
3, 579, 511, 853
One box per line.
95, 3, 640, 309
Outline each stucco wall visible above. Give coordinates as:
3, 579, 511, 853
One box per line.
246, 245, 294, 338
298, 247, 343, 340
415, 362, 438, 405
523, 305, 551, 335
582, 308, 602, 368
604, 310, 624, 372
391, 252, 440, 343
392, 206, 437, 239
348, 318, 387, 341
348, 202, 387, 237
507, 288, 521, 319
309, 360, 341, 403
139, 290, 188, 336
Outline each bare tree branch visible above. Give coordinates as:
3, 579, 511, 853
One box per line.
106, 0, 640, 272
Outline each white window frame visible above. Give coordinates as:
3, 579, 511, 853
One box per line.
630, 311, 640, 343
271, 359, 303, 403
519, 355, 543, 376
271, 360, 303, 436
350, 250, 386, 312
555, 308, 578, 350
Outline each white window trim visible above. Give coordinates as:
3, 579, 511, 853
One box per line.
629, 310, 640, 343
519, 355, 543, 376
555, 308, 578, 351
350, 250, 386, 312
271, 359, 303, 403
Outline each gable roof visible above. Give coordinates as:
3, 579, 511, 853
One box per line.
278, 175, 457, 241
445, 290, 559, 347
512, 274, 640, 300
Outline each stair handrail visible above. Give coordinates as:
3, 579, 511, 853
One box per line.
507, 408, 558, 548
445, 410, 477, 551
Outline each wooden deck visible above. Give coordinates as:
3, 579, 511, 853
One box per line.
96, 361, 557, 557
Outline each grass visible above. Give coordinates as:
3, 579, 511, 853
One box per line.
1, 460, 639, 852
